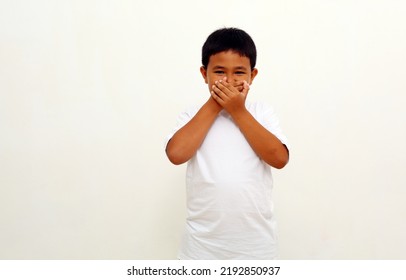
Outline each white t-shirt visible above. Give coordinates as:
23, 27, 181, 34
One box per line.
166, 101, 289, 259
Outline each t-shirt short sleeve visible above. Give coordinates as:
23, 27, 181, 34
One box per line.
164, 106, 198, 150
249, 102, 290, 153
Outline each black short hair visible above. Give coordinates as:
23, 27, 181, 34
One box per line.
202, 27, 257, 69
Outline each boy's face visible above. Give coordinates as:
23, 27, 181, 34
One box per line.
200, 50, 258, 92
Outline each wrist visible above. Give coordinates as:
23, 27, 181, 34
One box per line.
206, 96, 222, 114
229, 106, 249, 122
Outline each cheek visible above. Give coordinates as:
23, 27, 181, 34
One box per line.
207, 81, 214, 90
207, 76, 217, 88
244, 75, 252, 84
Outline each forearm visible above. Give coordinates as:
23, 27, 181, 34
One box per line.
166, 98, 222, 165
231, 109, 289, 169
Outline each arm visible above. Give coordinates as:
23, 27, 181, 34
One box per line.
165, 97, 222, 165
211, 79, 289, 169
230, 109, 289, 169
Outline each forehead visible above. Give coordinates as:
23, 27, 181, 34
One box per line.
208, 50, 251, 68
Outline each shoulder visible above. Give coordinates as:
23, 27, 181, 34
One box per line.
181, 104, 200, 116
246, 101, 276, 118
246, 100, 282, 131
174, 104, 200, 121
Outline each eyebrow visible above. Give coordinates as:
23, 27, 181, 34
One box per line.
213, 65, 248, 70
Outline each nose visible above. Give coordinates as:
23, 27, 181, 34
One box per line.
226, 74, 235, 82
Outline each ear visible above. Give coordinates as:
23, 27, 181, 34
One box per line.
200, 66, 208, 84
249, 68, 258, 84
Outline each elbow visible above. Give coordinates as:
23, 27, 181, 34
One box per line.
272, 157, 289, 169
166, 150, 185, 165
266, 146, 289, 169
167, 154, 186, 165
165, 144, 188, 165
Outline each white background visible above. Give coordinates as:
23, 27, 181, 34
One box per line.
1, 0, 405, 259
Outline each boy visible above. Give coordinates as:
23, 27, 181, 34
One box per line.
165, 27, 289, 259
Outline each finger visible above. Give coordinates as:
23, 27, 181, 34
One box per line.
214, 80, 229, 94
232, 81, 244, 87
236, 86, 244, 92
216, 79, 236, 96
212, 82, 228, 100
232, 81, 244, 92
210, 89, 225, 106
241, 80, 250, 98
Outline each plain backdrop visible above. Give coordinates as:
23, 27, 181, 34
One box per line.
1, 0, 405, 259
